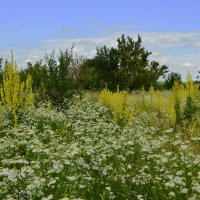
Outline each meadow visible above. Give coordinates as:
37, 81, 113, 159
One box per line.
0, 73, 200, 199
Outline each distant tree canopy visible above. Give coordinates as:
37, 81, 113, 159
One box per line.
80, 34, 168, 91
165, 72, 182, 89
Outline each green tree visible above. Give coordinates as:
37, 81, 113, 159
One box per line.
78, 60, 99, 90
147, 61, 168, 87
20, 60, 48, 103
44, 49, 72, 106
68, 54, 85, 90
80, 46, 119, 90
20, 48, 84, 106
80, 34, 168, 91
164, 72, 182, 89
46, 48, 84, 104
117, 34, 168, 91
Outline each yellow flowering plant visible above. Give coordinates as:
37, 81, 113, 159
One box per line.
99, 88, 133, 127
0, 54, 34, 126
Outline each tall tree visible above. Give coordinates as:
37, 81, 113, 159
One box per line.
79, 46, 119, 90
117, 34, 168, 91
92, 46, 119, 89
44, 49, 72, 105
80, 35, 168, 91
117, 34, 150, 90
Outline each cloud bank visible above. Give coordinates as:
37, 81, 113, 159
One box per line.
1, 31, 200, 80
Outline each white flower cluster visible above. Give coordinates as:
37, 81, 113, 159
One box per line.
0, 97, 199, 199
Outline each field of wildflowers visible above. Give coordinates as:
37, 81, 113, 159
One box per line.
0, 84, 200, 199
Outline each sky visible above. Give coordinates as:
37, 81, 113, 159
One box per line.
0, 0, 200, 79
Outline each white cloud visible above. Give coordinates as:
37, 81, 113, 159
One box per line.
141, 31, 200, 49
183, 62, 192, 67
1, 30, 200, 80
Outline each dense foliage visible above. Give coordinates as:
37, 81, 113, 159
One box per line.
80, 34, 168, 92
165, 72, 182, 89
0, 34, 169, 107
20, 48, 83, 106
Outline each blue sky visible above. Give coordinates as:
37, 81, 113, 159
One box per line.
0, 0, 200, 78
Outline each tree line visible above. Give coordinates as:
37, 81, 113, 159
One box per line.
0, 34, 189, 106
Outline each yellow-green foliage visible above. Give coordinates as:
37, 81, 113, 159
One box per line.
148, 87, 176, 122
99, 74, 199, 126
46, 100, 52, 112
99, 89, 132, 126
0, 54, 34, 126
0, 101, 2, 113
146, 74, 199, 123
171, 74, 199, 102
24, 74, 34, 108
185, 73, 199, 98
172, 80, 185, 102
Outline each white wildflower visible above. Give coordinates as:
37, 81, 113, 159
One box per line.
181, 188, 188, 193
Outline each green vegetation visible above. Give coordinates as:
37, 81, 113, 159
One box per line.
79, 34, 168, 92
0, 34, 168, 107
0, 34, 200, 199
0, 89, 200, 199
0, 54, 34, 127
165, 72, 182, 89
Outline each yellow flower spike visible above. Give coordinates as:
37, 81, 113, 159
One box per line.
185, 73, 199, 98
24, 74, 34, 108
0, 53, 34, 126
99, 88, 133, 127
149, 86, 155, 101
46, 100, 52, 112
